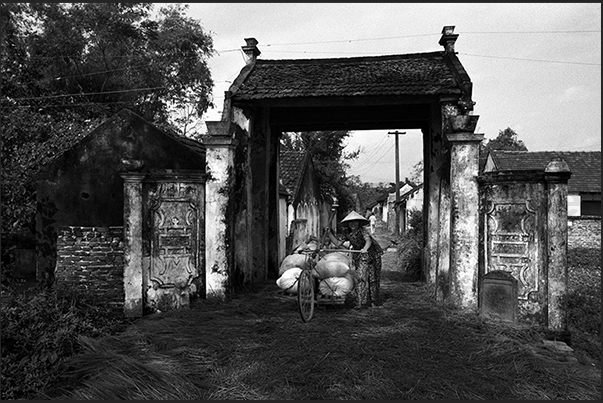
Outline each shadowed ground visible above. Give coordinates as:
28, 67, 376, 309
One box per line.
46, 224, 601, 400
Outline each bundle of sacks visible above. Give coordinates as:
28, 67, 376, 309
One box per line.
275, 237, 319, 294
312, 252, 356, 298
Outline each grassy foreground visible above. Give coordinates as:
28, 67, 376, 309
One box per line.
1, 221, 600, 400
2, 252, 599, 400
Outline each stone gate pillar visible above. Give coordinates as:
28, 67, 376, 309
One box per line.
204, 121, 236, 299
121, 172, 145, 318
545, 158, 571, 331
447, 131, 484, 309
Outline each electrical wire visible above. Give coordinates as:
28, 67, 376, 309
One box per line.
8, 86, 166, 101
351, 135, 391, 171
354, 147, 394, 176
459, 53, 600, 66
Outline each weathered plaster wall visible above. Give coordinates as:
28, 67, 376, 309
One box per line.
205, 114, 249, 295
33, 110, 206, 286
478, 166, 571, 330
447, 132, 483, 309
424, 103, 447, 286
479, 177, 548, 326
55, 226, 124, 313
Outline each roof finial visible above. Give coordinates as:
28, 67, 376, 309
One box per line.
242, 38, 261, 64
439, 26, 458, 53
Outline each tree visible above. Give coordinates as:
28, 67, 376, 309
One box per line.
2, 3, 214, 125
483, 127, 528, 152
0, 3, 215, 233
346, 175, 390, 212
408, 160, 423, 184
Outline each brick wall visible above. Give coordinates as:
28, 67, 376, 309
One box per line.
55, 226, 125, 312
568, 217, 601, 249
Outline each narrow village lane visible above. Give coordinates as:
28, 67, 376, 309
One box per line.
52, 221, 601, 400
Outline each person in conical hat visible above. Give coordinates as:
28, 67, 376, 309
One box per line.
324, 210, 384, 309
340, 211, 370, 227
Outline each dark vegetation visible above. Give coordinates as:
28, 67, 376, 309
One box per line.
1, 3, 215, 235
0, 285, 129, 400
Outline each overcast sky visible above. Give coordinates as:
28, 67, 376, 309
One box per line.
174, 3, 601, 184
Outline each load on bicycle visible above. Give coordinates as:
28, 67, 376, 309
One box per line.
276, 241, 359, 302
275, 210, 384, 322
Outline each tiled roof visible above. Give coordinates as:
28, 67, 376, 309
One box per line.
231, 52, 463, 100
489, 150, 601, 193
279, 149, 307, 197
26, 109, 206, 184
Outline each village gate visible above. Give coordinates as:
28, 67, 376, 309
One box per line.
199, 27, 570, 331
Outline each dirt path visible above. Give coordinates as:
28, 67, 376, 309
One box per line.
54, 228, 601, 400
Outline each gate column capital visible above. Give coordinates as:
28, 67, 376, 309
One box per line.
446, 132, 484, 143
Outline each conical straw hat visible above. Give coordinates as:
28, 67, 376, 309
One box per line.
340, 211, 370, 226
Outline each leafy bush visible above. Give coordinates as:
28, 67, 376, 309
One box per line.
395, 208, 423, 281
1, 285, 127, 400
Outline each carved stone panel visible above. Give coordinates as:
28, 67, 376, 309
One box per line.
143, 179, 204, 313
151, 199, 197, 288
485, 201, 537, 300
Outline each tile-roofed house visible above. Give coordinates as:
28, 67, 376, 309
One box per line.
279, 149, 308, 204
29, 109, 208, 286
278, 148, 332, 260
484, 150, 601, 217
230, 52, 465, 101
28, 109, 206, 184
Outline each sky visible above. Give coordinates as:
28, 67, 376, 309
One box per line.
170, 2, 601, 184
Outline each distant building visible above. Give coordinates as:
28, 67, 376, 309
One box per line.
278, 149, 333, 262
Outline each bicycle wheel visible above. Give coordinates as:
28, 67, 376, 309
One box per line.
297, 269, 315, 322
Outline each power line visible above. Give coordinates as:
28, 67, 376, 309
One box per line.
18, 30, 599, 60
1, 100, 134, 109
262, 30, 600, 47
264, 33, 437, 47
351, 135, 391, 171
25, 51, 238, 60
459, 53, 600, 66
9, 86, 166, 101
354, 147, 393, 175
461, 30, 600, 34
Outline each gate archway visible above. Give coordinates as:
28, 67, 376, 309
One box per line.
203, 27, 484, 310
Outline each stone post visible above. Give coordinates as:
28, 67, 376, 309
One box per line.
121, 172, 145, 318
204, 121, 236, 300
545, 158, 571, 331
446, 131, 484, 309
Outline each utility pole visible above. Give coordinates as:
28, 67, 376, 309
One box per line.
388, 131, 406, 235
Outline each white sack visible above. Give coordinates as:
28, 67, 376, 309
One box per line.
276, 267, 303, 294
294, 239, 320, 253
313, 259, 350, 279
279, 254, 310, 276
318, 272, 355, 297
321, 252, 350, 266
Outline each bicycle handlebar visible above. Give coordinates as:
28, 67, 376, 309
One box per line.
298, 248, 365, 254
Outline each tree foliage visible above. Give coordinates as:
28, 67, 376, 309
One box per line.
2, 3, 214, 123
408, 160, 424, 184
0, 3, 215, 233
482, 127, 528, 152
346, 175, 390, 212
